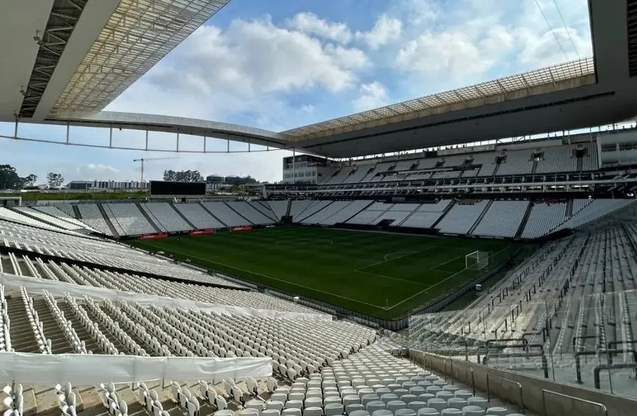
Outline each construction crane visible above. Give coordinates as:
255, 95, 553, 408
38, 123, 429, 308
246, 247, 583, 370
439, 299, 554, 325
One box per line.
133, 157, 178, 183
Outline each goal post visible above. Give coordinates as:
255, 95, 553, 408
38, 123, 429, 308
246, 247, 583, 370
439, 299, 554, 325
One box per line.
465, 250, 489, 270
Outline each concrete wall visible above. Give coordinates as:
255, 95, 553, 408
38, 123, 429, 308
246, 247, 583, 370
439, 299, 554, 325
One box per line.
410, 350, 635, 416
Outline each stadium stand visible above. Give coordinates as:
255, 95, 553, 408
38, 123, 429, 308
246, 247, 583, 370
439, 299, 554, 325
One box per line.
76, 204, 117, 237
295, 200, 334, 222
346, 202, 399, 226
225, 201, 275, 225
201, 202, 250, 227
266, 200, 290, 221
12, 207, 91, 232
174, 202, 227, 229
401, 201, 451, 229
140, 202, 193, 232
374, 204, 421, 226
471, 200, 529, 238
310, 137, 602, 186
409, 216, 637, 398
103, 203, 156, 236
33, 206, 94, 231
520, 201, 567, 239
436, 200, 489, 235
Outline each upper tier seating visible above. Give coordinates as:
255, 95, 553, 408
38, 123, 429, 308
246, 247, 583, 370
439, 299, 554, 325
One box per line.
535, 145, 576, 173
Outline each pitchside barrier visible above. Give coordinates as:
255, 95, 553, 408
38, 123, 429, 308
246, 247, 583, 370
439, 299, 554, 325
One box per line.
191, 228, 216, 236
138, 232, 169, 240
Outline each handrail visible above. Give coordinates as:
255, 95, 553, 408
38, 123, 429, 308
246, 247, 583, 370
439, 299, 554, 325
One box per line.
486, 372, 524, 412
594, 363, 637, 389
541, 389, 607, 416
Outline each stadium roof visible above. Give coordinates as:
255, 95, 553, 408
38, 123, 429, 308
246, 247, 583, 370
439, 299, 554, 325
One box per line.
2, 0, 637, 158
284, 58, 596, 141
0, 0, 229, 120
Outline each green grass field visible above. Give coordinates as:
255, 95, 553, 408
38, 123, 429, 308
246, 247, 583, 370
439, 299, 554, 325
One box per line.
131, 226, 520, 319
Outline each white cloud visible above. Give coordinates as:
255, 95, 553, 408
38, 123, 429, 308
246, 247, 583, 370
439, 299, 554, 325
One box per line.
110, 18, 368, 130
353, 81, 389, 112
288, 12, 352, 44
356, 15, 402, 49
517, 27, 591, 67
397, 31, 491, 78
74, 163, 122, 181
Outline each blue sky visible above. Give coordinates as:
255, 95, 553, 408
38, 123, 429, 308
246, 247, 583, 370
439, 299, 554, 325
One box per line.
0, 0, 592, 184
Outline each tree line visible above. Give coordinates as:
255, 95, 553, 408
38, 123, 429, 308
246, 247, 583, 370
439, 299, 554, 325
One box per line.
0, 164, 64, 190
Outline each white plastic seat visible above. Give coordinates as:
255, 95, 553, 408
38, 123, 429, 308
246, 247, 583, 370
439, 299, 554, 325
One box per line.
272, 394, 288, 403
435, 392, 453, 402
460, 406, 484, 416
349, 411, 370, 416
371, 411, 392, 416
380, 394, 398, 403
361, 395, 380, 406
303, 407, 323, 416
262, 410, 281, 416
426, 399, 446, 412
215, 411, 235, 416
268, 401, 285, 411
324, 403, 343, 416
395, 409, 416, 416
246, 400, 264, 411
305, 398, 323, 408
417, 409, 440, 416
282, 409, 302, 416
466, 398, 487, 410
453, 391, 472, 401
386, 401, 407, 413
343, 396, 360, 406
324, 397, 342, 406
366, 401, 385, 413
445, 398, 466, 410
440, 409, 461, 416
401, 395, 418, 404
285, 400, 303, 410
407, 401, 427, 411
289, 393, 305, 402
346, 404, 364, 414
484, 408, 508, 416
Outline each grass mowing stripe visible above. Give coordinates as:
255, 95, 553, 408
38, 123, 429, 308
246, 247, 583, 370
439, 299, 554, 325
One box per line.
130, 226, 520, 319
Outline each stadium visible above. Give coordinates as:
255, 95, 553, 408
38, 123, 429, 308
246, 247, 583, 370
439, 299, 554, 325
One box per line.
0, 0, 636, 415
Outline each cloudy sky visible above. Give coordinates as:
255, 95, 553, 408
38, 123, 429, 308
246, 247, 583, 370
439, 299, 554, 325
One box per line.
0, 0, 592, 184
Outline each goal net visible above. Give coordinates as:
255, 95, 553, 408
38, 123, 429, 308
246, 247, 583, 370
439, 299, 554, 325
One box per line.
465, 250, 489, 270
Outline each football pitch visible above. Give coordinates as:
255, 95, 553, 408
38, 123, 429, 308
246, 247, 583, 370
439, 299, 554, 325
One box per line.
131, 226, 519, 319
